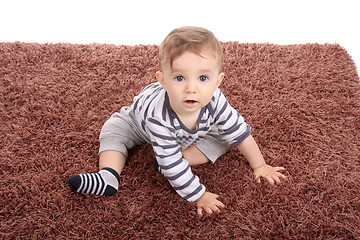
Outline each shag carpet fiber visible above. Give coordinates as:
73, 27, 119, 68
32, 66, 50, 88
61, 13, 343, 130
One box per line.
1, 42, 359, 239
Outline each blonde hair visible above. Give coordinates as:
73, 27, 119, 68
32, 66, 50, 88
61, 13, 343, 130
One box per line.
159, 26, 223, 70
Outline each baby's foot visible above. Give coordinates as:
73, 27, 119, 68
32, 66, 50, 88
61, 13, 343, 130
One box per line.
68, 167, 119, 196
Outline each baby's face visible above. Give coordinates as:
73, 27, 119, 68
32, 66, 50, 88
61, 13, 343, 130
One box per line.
157, 50, 224, 118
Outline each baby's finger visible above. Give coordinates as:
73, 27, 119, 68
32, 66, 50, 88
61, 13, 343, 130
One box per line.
265, 176, 275, 186
274, 166, 286, 172
216, 200, 226, 209
210, 205, 220, 214
254, 175, 261, 184
271, 174, 281, 184
275, 172, 287, 180
204, 206, 214, 215
197, 208, 203, 217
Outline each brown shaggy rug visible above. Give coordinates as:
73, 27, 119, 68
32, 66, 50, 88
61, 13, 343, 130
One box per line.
1, 42, 359, 239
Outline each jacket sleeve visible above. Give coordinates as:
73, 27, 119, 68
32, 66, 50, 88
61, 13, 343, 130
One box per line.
146, 117, 205, 202
213, 90, 251, 146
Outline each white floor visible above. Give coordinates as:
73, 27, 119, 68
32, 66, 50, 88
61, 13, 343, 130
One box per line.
1, 0, 359, 72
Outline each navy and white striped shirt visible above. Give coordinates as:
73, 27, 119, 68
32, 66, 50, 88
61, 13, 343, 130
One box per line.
133, 82, 251, 202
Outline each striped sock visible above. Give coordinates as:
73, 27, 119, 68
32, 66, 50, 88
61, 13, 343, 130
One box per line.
68, 167, 119, 196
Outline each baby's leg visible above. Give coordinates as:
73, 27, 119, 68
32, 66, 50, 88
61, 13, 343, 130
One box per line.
68, 107, 146, 197
99, 150, 126, 175
184, 126, 230, 166
182, 145, 209, 166
68, 150, 125, 196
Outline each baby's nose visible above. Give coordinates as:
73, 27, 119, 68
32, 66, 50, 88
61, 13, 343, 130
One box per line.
186, 80, 197, 93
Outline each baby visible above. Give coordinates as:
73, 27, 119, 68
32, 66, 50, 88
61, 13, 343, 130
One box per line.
68, 26, 286, 216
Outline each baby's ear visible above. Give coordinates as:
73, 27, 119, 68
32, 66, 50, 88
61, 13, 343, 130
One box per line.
217, 72, 224, 87
156, 71, 165, 86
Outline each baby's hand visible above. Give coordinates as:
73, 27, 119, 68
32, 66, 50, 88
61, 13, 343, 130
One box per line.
196, 191, 225, 216
254, 164, 287, 185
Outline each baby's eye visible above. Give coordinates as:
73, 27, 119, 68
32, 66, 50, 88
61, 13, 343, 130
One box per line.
199, 75, 209, 82
175, 76, 185, 82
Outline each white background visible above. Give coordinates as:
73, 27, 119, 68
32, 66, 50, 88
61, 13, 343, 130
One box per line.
1, 0, 359, 72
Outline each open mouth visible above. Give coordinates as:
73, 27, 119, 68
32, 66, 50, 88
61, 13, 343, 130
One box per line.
185, 100, 197, 104
184, 100, 199, 107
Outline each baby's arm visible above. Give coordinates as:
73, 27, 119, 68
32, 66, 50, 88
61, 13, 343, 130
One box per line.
182, 145, 226, 216
236, 135, 286, 185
